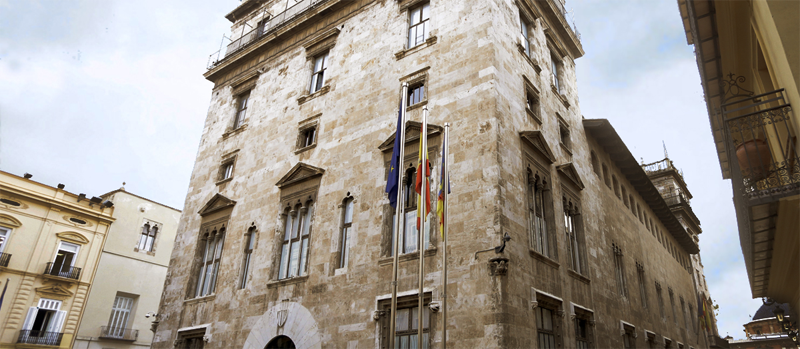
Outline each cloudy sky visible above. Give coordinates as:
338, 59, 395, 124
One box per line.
0, 0, 758, 338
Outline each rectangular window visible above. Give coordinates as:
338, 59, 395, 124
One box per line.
574, 310, 594, 349
526, 91, 540, 119
621, 186, 629, 207
378, 294, 431, 349
559, 123, 571, 151
536, 307, 557, 349
105, 295, 135, 339
301, 126, 316, 148
551, 54, 561, 93
564, 198, 584, 274
680, 296, 688, 328
656, 282, 665, 319
240, 227, 256, 289
233, 91, 250, 129
48, 242, 79, 278
310, 52, 329, 94
408, 83, 425, 106
520, 16, 532, 56
528, 171, 550, 257
220, 161, 234, 181
339, 197, 354, 268
20, 298, 66, 346
279, 202, 313, 279
622, 325, 636, 349
669, 288, 677, 325
194, 227, 225, 298
689, 303, 696, 331
137, 221, 158, 252
407, 3, 430, 49
392, 167, 430, 255
612, 175, 620, 198
613, 243, 627, 297
602, 164, 611, 188
590, 151, 600, 177
637, 263, 648, 309
0, 226, 9, 254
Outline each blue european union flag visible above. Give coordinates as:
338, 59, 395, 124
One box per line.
386, 104, 403, 208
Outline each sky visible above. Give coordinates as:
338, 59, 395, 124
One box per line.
0, 0, 760, 339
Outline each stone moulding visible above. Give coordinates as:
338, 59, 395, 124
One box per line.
55, 231, 90, 245
242, 301, 322, 349
520, 131, 556, 164
394, 36, 438, 61
197, 194, 237, 217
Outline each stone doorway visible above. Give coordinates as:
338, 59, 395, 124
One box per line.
265, 336, 296, 349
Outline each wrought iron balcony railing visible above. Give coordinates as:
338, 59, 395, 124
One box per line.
663, 192, 691, 207
0, 252, 10, 267
17, 330, 63, 346
722, 88, 800, 205
44, 262, 81, 280
207, 0, 330, 70
100, 326, 139, 341
550, 0, 581, 40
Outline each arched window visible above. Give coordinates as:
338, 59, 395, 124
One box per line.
195, 227, 225, 297
528, 170, 550, 257
137, 222, 159, 252
278, 200, 314, 280
339, 196, 355, 269
240, 225, 256, 289
564, 198, 584, 274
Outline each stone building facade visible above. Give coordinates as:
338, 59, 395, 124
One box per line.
154, 0, 714, 348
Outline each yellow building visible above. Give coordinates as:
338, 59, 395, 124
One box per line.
0, 171, 114, 348
678, 0, 799, 332
73, 188, 180, 349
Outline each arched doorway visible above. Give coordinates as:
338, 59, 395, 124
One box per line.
265, 336, 295, 349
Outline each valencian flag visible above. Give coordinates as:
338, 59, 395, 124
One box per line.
436, 140, 450, 237
386, 103, 403, 208
415, 127, 431, 229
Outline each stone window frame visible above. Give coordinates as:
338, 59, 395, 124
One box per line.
679, 295, 688, 329
590, 151, 600, 177
602, 164, 611, 188
295, 113, 321, 154
612, 175, 621, 198
570, 302, 595, 348
377, 292, 434, 349
636, 261, 648, 309
523, 75, 542, 124
668, 287, 678, 325
239, 223, 257, 289
557, 113, 572, 155
232, 90, 251, 130
628, 195, 636, 215
621, 186, 629, 207
526, 165, 556, 262
297, 28, 340, 105
400, 67, 430, 111
191, 223, 227, 299
515, 1, 542, 73
175, 326, 207, 349
612, 242, 628, 298
225, 74, 258, 136
134, 218, 162, 256
216, 151, 239, 185
337, 193, 355, 270
562, 189, 586, 276
276, 196, 315, 281
620, 321, 637, 349
531, 289, 565, 349
655, 281, 665, 320
406, 1, 431, 50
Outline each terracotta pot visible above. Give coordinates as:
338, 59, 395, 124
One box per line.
736, 139, 772, 182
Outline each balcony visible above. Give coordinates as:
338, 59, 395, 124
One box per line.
208, 0, 331, 70
44, 262, 81, 280
100, 326, 139, 341
17, 330, 63, 346
550, 0, 581, 41
721, 88, 800, 299
0, 252, 10, 267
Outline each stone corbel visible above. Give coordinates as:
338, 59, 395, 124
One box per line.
203, 334, 212, 343
373, 310, 386, 321
556, 309, 565, 318
530, 300, 539, 310
488, 257, 509, 276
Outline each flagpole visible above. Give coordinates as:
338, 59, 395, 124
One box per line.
389, 82, 409, 349
418, 106, 428, 349
442, 123, 449, 349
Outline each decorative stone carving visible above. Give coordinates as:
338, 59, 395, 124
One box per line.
488, 257, 509, 276
373, 310, 386, 321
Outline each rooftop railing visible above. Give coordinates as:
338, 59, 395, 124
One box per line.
208, 0, 330, 70
551, 0, 581, 41
17, 330, 63, 346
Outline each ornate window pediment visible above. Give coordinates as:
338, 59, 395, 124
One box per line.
55, 231, 89, 244
379, 121, 443, 153
520, 131, 556, 163
198, 194, 237, 217
276, 162, 326, 189
557, 162, 585, 190
35, 284, 74, 299
0, 213, 22, 228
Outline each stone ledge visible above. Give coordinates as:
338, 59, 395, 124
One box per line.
560, 142, 573, 156
552, 85, 570, 108
378, 247, 437, 266
294, 143, 317, 155
517, 43, 542, 74
407, 99, 428, 111
184, 294, 216, 305
526, 107, 542, 125
395, 36, 438, 60
298, 85, 331, 105
215, 177, 233, 186
222, 124, 248, 140
267, 275, 309, 289
529, 249, 559, 269
567, 269, 591, 284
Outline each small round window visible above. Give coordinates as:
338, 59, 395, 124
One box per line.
69, 217, 87, 225
0, 198, 21, 206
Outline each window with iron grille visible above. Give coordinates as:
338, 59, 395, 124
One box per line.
240, 226, 256, 289
637, 262, 648, 309
378, 294, 431, 349
528, 170, 551, 258
278, 200, 314, 279
407, 3, 430, 49
233, 91, 250, 129
536, 307, 557, 349
339, 196, 354, 268
613, 242, 628, 297
194, 226, 225, 297
310, 52, 328, 94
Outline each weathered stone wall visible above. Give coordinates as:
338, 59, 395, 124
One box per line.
154, 0, 709, 348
